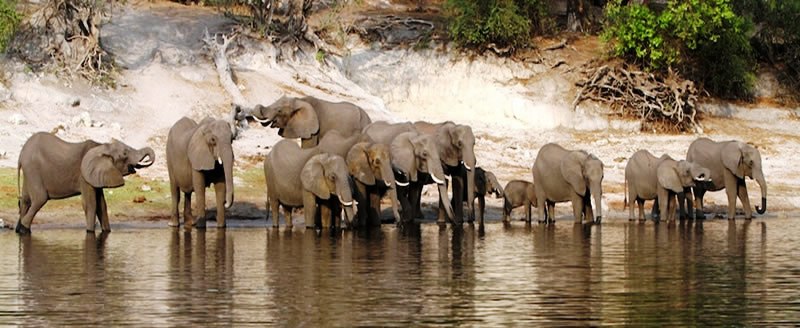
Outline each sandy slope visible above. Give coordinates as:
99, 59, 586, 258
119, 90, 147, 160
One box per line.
0, 0, 797, 226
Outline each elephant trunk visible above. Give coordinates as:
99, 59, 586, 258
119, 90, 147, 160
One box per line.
336, 177, 356, 227
343, 203, 356, 228
466, 166, 476, 220
755, 170, 767, 214
223, 147, 234, 209
439, 183, 455, 222
590, 182, 602, 224
380, 161, 401, 221
250, 105, 277, 126
135, 147, 156, 168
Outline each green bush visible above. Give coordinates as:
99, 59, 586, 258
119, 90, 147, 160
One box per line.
603, 0, 754, 98
0, 0, 20, 53
446, 0, 549, 52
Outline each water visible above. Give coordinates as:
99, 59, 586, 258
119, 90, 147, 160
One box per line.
1, 219, 799, 326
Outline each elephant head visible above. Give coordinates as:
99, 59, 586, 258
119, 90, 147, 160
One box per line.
561, 151, 604, 223
250, 96, 319, 139
436, 122, 477, 217
722, 141, 767, 214
658, 160, 712, 193
302, 153, 356, 227
391, 132, 455, 221
480, 169, 504, 198
80, 140, 155, 188
188, 120, 235, 208
347, 142, 401, 221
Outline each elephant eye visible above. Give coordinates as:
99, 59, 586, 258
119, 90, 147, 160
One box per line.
421, 151, 428, 158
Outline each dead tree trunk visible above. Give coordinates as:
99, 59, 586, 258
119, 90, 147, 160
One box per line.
202, 29, 249, 138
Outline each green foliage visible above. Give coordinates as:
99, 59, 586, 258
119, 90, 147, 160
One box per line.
603, 0, 754, 98
0, 0, 20, 53
445, 0, 550, 52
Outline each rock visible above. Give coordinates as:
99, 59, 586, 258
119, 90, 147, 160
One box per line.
72, 111, 92, 127
141, 184, 152, 192
133, 196, 146, 203
8, 113, 27, 125
70, 98, 81, 107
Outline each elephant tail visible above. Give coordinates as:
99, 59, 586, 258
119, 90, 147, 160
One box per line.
623, 175, 628, 209
17, 162, 22, 214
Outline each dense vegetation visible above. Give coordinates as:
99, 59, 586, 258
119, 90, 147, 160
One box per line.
444, 0, 551, 52
0, 0, 20, 52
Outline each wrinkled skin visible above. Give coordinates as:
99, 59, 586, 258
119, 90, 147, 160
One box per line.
264, 140, 356, 229
250, 96, 372, 148
502, 180, 538, 224
413, 121, 477, 225
16, 132, 155, 233
362, 121, 417, 145
166, 117, 235, 229
531, 143, 604, 225
687, 138, 767, 220
390, 131, 454, 224
466, 167, 503, 228
625, 150, 712, 222
346, 142, 402, 227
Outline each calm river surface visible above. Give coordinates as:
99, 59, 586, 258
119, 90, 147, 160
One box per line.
1, 219, 799, 326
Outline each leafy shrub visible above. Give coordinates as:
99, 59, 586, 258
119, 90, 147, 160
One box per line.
603, 0, 754, 98
446, 0, 550, 52
0, 0, 20, 52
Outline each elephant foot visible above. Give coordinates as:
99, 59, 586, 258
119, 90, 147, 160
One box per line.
194, 219, 207, 229
638, 219, 646, 224
727, 217, 735, 221
168, 219, 180, 227
15, 223, 31, 235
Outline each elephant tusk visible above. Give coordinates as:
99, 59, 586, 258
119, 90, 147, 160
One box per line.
217, 157, 222, 165
432, 174, 446, 185
396, 181, 409, 187
462, 161, 472, 170
138, 155, 153, 166
385, 180, 392, 187
252, 115, 271, 123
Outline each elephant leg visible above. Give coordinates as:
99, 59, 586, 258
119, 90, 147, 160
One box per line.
677, 192, 687, 220
214, 181, 226, 228
628, 195, 636, 221
82, 188, 98, 232
183, 192, 195, 227
270, 196, 280, 228
284, 206, 293, 228
657, 190, 668, 224
17, 195, 45, 234
684, 187, 695, 220
571, 197, 583, 224
477, 195, 485, 227
738, 181, 753, 219
637, 199, 645, 222
303, 192, 318, 229
320, 202, 332, 229
355, 182, 369, 227
331, 201, 342, 230
409, 183, 424, 220
450, 173, 465, 224
97, 190, 111, 232
192, 171, 207, 229
693, 187, 706, 220
547, 201, 555, 224
651, 198, 660, 221
169, 180, 180, 227
667, 193, 677, 222
368, 188, 382, 227
502, 199, 510, 223
525, 201, 532, 224
725, 182, 739, 220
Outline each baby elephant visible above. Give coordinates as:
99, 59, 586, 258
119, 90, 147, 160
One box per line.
16, 132, 155, 234
502, 180, 539, 224
625, 150, 711, 222
465, 167, 503, 227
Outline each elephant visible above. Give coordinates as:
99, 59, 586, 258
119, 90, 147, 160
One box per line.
531, 143, 604, 224
346, 141, 402, 227
389, 131, 454, 224
413, 121, 477, 225
250, 96, 372, 148
264, 140, 356, 229
624, 150, 711, 222
686, 137, 767, 220
465, 167, 503, 227
16, 132, 155, 234
166, 117, 235, 229
501, 180, 538, 224
362, 121, 417, 145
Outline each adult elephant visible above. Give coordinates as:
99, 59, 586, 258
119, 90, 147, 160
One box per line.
624, 150, 711, 222
166, 117, 235, 229
346, 141, 402, 227
414, 121, 477, 225
390, 131, 454, 224
16, 132, 155, 234
531, 143, 604, 224
686, 138, 767, 220
264, 140, 356, 229
250, 96, 372, 148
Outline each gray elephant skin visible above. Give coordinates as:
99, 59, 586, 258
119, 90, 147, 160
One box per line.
465, 167, 503, 227
624, 150, 711, 222
250, 96, 372, 148
532, 143, 604, 224
264, 140, 356, 229
413, 121, 477, 225
502, 180, 538, 224
16, 132, 155, 233
686, 138, 767, 220
166, 117, 235, 229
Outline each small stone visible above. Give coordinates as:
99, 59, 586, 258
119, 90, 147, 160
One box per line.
70, 98, 81, 107
72, 111, 92, 127
8, 114, 27, 125
141, 185, 152, 192
133, 196, 146, 203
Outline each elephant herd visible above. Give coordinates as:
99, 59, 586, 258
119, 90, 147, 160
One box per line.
12, 95, 768, 234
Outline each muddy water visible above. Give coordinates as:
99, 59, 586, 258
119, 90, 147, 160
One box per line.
0, 219, 798, 326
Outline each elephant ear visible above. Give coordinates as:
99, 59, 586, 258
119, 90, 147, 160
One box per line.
658, 162, 684, 193
282, 99, 319, 139
188, 126, 216, 171
721, 141, 745, 179
486, 171, 504, 197
346, 142, 376, 185
390, 133, 418, 182
560, 151, 588, 195
437, 123, 460, 167
81, 145, 124, 188
302, 155, 331, 200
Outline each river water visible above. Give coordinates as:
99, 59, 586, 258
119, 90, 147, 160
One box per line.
0, 219, 798, 326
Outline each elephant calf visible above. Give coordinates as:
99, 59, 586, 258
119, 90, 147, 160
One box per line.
16, 132, 155, 234
502, 180, 538, 224
166, 117, 235, 229
625, 150, 711, 222
464, 167, 503, 227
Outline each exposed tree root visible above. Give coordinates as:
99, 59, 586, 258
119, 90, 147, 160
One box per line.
573, 61, 700, 133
